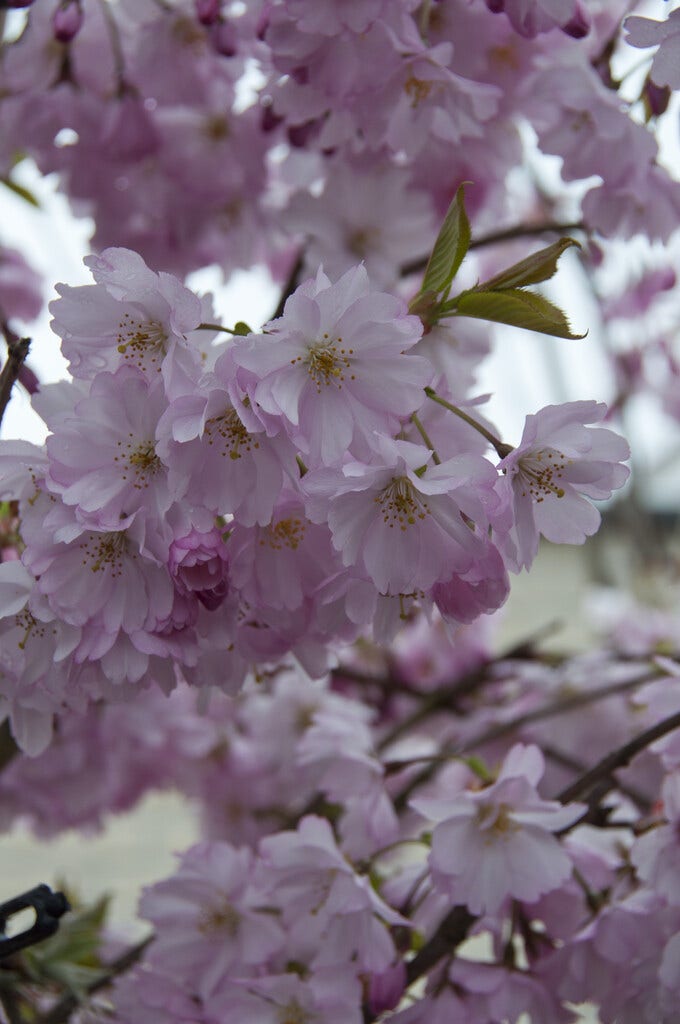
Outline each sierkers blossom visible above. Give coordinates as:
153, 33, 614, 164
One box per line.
625, 8, 680, 91
230, 265, 430, 465
140, 841, 284, 998
412, 743, 585, 914
497, 401, 630, 570
50, 247, 207, 396
305, 437, 501, 595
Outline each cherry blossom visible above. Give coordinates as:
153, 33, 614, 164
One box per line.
413, 744, 585, 913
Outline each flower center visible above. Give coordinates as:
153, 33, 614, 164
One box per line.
197, 898, 241, 937
278, 999, 315, 1024
119, 440, 162, 488
293, 333, 354, 393
516, 449, 570, 502
206, 409, 258, 461
404, 74, 433, 106
116, 314, 168, 372
264, 516, 306, 551
375, 477, 430, 530
14, 608, 53, 651
476, 802, 519, 841
79, 532, 128, 576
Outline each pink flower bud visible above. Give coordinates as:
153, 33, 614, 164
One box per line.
195, 0, 220, 26
368, 962, 407, 1015
562, 2, 590, 38
168, 527, 230, 611
52, 0, 83, 43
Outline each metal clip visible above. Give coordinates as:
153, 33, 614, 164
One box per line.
0, 885, 70, 959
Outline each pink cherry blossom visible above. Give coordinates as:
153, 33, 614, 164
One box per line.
497, 401, 630, 570
412, 743, 585, 914
230, 265, 430, 465
305, 438, 501, 595
625, 8, 680, 90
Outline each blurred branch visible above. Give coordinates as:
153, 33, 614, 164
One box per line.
558, 708, 680, 807
401, 221, 585, 278
0, 315, 31, 430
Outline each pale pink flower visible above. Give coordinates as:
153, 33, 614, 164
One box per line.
631, 771, 680, 906
228, 494, 341, 611
497, 401, 630, 570
156, 367, 294, 527
258, 815, 405, 971
305, 438, 500, 595
625, 8, 680, 90
168, 519, 230, 611
412, 743, 585, 914
50, 247, 206, 396
46, 366, 172, 533
207, 971, 363, 1024
230, 265, 429, 465
140, 841, 284, 998
283, 160, 436, 288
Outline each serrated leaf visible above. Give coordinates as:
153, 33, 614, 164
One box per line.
421, 183, 471, 297
449, 289, 586, 339
1, 176, 40, 208
477, 237, 580, 292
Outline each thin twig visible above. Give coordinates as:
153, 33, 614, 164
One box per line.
401, 221, 585, 278
271, 253, 304, 322
404, 905, 474, 987
557, 709, 680, 806
0, 317, 30, 430
391, 670, 659, 811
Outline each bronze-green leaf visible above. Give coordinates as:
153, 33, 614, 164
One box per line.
477, 237, 580, 292
450, 288, 586, 339
421, 183, 471, 298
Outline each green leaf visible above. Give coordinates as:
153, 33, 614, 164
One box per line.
462, 755, 492, 782
233, 321, 252, 336
421, 183, 471, 297
448, 289, 586, 339
0, 176, 40, 208
477, 237, 581, 292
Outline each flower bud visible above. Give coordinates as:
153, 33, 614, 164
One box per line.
52, 0, 83, 43
562, 2, 591, 39
195, 0, 220, 26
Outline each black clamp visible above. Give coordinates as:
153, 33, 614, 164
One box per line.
0, 885, 70, 960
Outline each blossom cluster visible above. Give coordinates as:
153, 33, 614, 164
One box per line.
1, 0, 679, 284
0, 246, 629, 755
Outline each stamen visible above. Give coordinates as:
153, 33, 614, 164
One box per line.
206, 410, 258, 461
516, 449, 570, 503
289, 333, 355, 393
261, 516, 306, 551
114, 436, 162, 490
79, 532, 128, 576
375, 477, 430, 531
116, 314, 168, 372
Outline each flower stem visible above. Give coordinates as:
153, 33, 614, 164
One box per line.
410, 412, 441, 465
424, 388, 512, 459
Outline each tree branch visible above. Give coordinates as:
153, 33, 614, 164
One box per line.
557, 709, 680, 807
401, 221, 586, 278
0, 316, 31, 430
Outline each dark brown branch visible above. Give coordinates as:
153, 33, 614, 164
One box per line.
271, 252, 304, 322
404, 905, 474, 987
557, 709, 680, 807
36, 935, 152, 1024
0, 319, 30, 430
401, 221, 586, 278
391, 670, 658, 812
